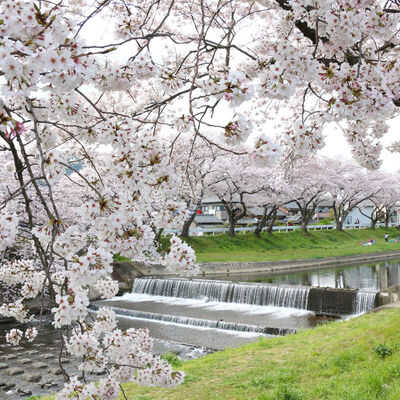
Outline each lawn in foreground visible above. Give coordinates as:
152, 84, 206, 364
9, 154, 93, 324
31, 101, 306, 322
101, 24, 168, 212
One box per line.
184, 227, 400, 263
117, 308, 400, 400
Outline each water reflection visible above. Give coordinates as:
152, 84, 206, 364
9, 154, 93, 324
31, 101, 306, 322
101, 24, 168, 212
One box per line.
209, 259, 400, 291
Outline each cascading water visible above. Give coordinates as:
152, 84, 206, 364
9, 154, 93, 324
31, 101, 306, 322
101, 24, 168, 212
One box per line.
132, 278, 311, 310
90, 305, 297, 336
354, 291, 377, 315
92, 277, 376, 347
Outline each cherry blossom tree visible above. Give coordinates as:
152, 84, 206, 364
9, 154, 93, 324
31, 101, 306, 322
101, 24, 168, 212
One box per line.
2, 0, 400, 398
284, 157, 329, 233
251, 171, 288, 237
326, 160, 377, 231
209, 154, 268, 236
170, 137, 222, 239
357, 171, 400, 230
379, 174, 400, 227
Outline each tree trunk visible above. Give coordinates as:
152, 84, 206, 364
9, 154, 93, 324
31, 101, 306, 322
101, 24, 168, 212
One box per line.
298, 203, 316, 233
254, 225, 262, 237
266, 209, 277, 235
254, 206, 269, 237
371, 220, 377, 230
335, 217, 343, 232
384, 210, 390, 228
181, 211, 197, 239
228, 212, 235, 237
229, 221, 235, 236
299, 208, 309, 233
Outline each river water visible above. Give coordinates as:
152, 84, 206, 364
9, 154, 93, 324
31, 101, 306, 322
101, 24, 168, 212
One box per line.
95, 259, 400, 350
207, 259, 400, 290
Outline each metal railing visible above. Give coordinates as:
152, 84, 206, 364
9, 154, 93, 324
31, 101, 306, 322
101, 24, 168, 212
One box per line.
162, 222, 398, 236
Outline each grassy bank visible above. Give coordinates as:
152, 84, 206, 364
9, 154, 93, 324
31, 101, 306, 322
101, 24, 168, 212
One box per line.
183, 227, 400, 263
40, 308, 400, 400
113, 308, 400, 399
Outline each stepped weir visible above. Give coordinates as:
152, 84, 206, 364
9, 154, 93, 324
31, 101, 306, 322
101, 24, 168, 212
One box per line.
133, 277, 310, 309
132, 277, 377, 316
93, 277, 377, 344
90, 304, 297, 336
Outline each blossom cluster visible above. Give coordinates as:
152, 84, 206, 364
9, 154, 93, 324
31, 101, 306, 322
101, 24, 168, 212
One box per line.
5, 327, 38, 346
200, 70, 253, 107
163, 236, 199, 276
251, 135, 281, 167
223, 114, 253, 145
58, 314, 184, 399
0, 209, 19, 252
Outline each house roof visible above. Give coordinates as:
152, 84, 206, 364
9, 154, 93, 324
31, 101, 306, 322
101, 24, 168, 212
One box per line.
276, 209, 290, 217
357, 200, 375, 208
284, 200, 329, 210
237, 217, 258, 225
247, 206, 264, 216
194, 215, 224, 225
248, 207, 290, 217
284, 201, 302, 210
278, 207, 291, 215
201, 195, 221, 204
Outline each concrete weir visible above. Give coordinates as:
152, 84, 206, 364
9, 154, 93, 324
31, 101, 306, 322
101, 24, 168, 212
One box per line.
308, 287, 377, 315
132, 277, 377, 316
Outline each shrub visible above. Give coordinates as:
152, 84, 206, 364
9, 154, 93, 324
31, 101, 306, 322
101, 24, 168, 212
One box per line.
373, 344, 392, 359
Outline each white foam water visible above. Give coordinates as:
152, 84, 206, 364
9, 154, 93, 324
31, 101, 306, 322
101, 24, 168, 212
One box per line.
91, 306, 264, 338
354, 291, 377, 315
115, 292, 312, 318
131, 277, 311, 310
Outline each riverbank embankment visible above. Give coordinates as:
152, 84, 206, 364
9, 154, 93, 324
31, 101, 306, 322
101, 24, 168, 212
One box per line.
183, 227, 400, 263
112, 307, 400, 399
198, 250, 400, 276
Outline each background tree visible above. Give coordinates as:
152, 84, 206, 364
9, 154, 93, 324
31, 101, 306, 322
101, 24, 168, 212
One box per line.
357, 172, 400, 230
252, 172, 288, 237
327, 160, 376, 231
210, 155, 265, 236
355, 173, 381, 230
284, 158, 329, 233
170, 137, 221, 239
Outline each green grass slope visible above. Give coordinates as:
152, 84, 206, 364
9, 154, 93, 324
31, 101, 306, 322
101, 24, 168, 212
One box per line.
119, 308, 400, 400
182, 227, 400, 263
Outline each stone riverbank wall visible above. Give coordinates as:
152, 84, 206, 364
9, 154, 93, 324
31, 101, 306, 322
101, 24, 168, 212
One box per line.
377, 283, 400, 307
197, 250, 400, 276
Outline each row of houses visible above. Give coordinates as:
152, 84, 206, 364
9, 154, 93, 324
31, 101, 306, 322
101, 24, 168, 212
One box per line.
192, 196, 399, 229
